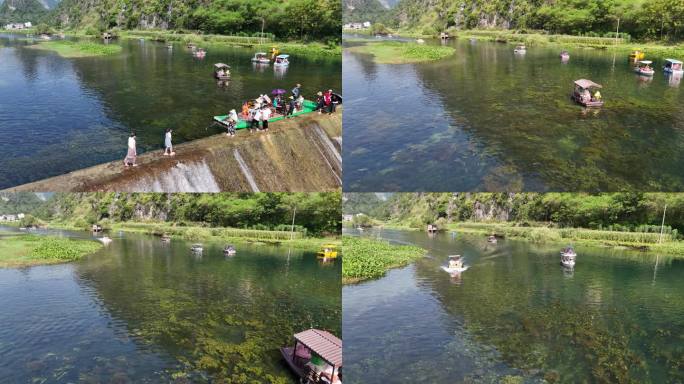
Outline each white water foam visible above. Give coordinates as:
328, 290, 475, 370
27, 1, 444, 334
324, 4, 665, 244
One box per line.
233, 149, 260, 192
127, 160, 221, 192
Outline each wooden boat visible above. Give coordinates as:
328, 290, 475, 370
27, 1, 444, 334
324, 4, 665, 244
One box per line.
214, 99, 317, 130
281, 329, 342, 384
514, 44, 526, 54
274, 54, 290, 67
487, 235, 497, 244
426, 224, 438, 233
663, 59, 684, 75
439, 32, 450, 39
629, 50, 645, 61
571, 79, 604, 107
251, 52, 271, 64
560, 247, 576, 267
317, 244, 338, 259
223, 245, 236, 255
634, 60, 655, 76
213, 63, 231, 80
191, 243, 203, 252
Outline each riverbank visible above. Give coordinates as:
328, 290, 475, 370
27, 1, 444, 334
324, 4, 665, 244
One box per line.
5, 108, 342, 192
346, 40, 455, 64
26, 40, 122, 58
342, 236, 426, 284
0, 233, 102, 268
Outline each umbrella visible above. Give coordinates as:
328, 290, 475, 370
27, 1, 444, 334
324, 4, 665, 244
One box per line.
271, 89, 286, 95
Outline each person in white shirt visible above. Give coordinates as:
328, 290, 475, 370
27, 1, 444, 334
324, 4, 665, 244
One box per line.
261, 106, 272, 131
163, 128, 175, 156
124, 133, 137, 167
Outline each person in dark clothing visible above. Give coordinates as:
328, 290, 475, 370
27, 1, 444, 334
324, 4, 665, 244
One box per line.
286, 96, 296, 118
315, 91, 325, 113
292, 83, 301, 99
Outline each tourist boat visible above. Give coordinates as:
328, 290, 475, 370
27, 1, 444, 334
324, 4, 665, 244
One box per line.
98, 236, 112, 245
634, 60, 655, 76
213, 63, 231, 80
560, 247, 576, 267
191, 243, 203, 253
439, 32, 450, 39
274, 54, 290, 67
281, 329, 342, 384
39, 34, 51, 40
416, 39, 425, 44
426, 224, 438, 233
442, 255, 468, 273
167, 44, 173, 50
187, 43, 196, 49
317, 244, 338, 259
560, 50, 570, 60
251, 52, 271, 64
487, 235, 497, 244
571, 79, 604, 107
161, 234, 171, 242
92, 224, 103, 232
213, 99, 318, 129
629, 50, 645, 61
223, 245, 236, 255
514, 44, 526, 54
663, 59, 684, 75
194, 48, 206, 58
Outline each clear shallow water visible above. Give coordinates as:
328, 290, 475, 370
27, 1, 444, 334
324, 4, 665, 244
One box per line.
343, 228, 684, 383
343, 37, 684, 191
0, 226, 341, 382
0, 33, 341, 188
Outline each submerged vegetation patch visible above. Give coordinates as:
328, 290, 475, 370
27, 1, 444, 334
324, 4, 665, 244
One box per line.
28, 41, 123, 58
342, 236, 426, 284
0, 234, 102, 268
347, 41, 455, 64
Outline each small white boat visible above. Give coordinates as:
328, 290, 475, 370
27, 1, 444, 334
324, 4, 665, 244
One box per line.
487, 235, 497, 244
251, 52, 271, 64
191, 243, 203, 252
560, 51, 570, 61
274, 54, 290, 67
224, 245, 236, 255
663, 59, 683, 75
98, 236, 112, 245
416, 39, 425, 44
441, 265, 469, 273
634, 60, 655, 76
442, 255, 468, 273
514, 44, 526, 54
560, 247, 576, 267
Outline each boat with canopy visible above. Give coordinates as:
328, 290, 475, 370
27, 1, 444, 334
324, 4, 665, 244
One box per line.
663, 59, 683, 75
571, 79, 604, 107
281, 329, 342, 383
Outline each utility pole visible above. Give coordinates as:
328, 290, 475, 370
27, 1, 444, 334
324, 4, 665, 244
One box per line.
659, 204, 668, 244
615, 17, 620, 46
261, 18, 265, 45
290, 207, 297, 240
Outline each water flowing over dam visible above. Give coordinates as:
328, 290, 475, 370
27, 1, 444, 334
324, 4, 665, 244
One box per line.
6, 110, 342, 192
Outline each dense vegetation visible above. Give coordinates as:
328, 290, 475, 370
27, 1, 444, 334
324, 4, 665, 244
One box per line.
0, 233, 102, 268
21, 192, 341, 236
347, 40, 455, 63
361, 0, 684, 42
342, 236, 426, 283
349, 193, 684, 235
29, 40, 122, 57
49, 0, 341, 42
0, 0, 47, 24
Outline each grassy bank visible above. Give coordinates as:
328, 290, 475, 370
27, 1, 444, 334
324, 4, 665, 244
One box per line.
0, 233, 102, 268
448, 222, 684, 256
342, 236, 426, 284
27, 40, 122, 58
346, 41, 455, 64
45, 221, 338, 249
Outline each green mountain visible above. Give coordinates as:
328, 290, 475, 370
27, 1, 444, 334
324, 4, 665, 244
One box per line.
50, 0, 341, 41
0, 192, 45, 214
387, 0, 684, 41
343, 0, 388, 23
0, 0, 48, 24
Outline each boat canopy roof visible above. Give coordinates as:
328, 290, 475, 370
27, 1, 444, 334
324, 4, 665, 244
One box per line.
214, 63, 230, 69
639, 60, 653, 64
276, 54, 289, 58
666, 59, 683, 64
574, 79, 602, 89
448, 254, 462, 260
294, 329, 342, 367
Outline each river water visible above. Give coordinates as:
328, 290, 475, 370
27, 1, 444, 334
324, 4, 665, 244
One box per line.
343, 228, 684, 383
343, 36, 684, 191
0, 33, 341, 189
0, 226, 341, 383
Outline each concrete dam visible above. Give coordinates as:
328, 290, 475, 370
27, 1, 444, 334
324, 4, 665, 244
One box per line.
7, 110, 342, 192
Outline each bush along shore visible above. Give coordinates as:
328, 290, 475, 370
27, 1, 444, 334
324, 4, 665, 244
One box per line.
27, 40, 123, 58
0, 233, 103, 268
446, 222, 684, 256
342, 236, 426, 284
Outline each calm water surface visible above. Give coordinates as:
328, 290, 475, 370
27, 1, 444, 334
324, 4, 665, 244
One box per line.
343, 228, 684, 383
343, 37, 684, 191
0, 226, 340, 383
0, 33, 341, 188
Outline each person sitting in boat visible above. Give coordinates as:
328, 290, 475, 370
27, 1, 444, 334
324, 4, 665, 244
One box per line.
241, 101, 250, 118
582, 88, 592, 103
593, 90, 602, 101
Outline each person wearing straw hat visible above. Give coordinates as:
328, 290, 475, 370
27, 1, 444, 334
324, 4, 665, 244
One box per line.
225, 109, 238, 137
